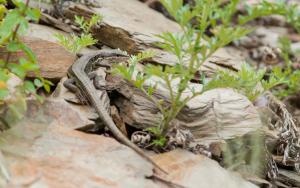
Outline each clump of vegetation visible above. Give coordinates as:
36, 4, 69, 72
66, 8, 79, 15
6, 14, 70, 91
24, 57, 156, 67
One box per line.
203, 63, 286, 101
238, 0, 300, 32
55, 14, 102, 54
0, 0, 51, 128
271, 67, 300, 98
113, 0, 286, 147
268, 37, 300, 98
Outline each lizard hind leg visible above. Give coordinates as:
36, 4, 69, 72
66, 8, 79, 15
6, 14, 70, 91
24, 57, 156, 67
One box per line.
63, 77, 89, 105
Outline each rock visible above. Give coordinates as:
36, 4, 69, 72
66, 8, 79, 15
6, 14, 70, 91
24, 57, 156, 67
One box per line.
182, 89, 262, 144
0, 74, 26, 130
0, 116, 258, 188
0, 150, 10, 186
200, 47, 245, 77
91, 0, 180, 52
152, 149, 258, 188
51, 70, 112, 130
0, 122, 161, 188
253, 26, 288, 48
278, 169, 300, 187
26, 98, 96, 130
62, 0, 245, 76
0, 24, 76, 81
3, 73, 23, 101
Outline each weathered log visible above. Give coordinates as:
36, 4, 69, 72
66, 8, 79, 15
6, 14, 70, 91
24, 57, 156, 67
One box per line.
111, 76, 262, 145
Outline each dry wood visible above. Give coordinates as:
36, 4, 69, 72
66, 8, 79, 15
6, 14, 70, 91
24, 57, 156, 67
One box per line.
111, 105, 128, 136
106, 74, 263, 145
40, 13, 73, 33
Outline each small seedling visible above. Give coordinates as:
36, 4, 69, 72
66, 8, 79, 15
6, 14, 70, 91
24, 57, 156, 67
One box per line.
55, 14, 102, 54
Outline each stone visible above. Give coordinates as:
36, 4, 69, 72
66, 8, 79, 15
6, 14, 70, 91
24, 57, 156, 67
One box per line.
0, 24, 76, 81
152, 149, 258, 188
0, 123, 159, 188
0, 121, 257, 188
26, 98, 96, 130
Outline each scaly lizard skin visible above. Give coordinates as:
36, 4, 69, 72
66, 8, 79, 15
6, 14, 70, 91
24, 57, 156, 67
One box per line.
64, 50, 167, 174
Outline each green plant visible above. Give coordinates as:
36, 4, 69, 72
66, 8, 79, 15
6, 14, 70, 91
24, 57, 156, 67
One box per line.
55, 14, 102, 54
0, 0, 51, 128
239, 0, 300, 33
223, 132, 266, 177
271, 67, 300, 98
278, 36, 293, 65
203, 63, 286, 101
114, 0, 300, 147
113, 0, 269, 147
266, 37, 300, 98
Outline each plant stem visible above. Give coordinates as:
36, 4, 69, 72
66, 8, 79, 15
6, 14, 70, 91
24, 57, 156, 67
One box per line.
5, 0, 31, 67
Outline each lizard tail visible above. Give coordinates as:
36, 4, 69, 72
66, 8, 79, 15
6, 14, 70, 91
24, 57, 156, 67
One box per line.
92, 99, 168, 174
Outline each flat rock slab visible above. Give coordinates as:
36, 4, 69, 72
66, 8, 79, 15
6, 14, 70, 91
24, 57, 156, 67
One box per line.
26, 98, 96, 130
153, 150, 258, 188
0, 122, 158, 188
0, 99, 257, 188
0, 123, 257, 188
94, 0, 179, 39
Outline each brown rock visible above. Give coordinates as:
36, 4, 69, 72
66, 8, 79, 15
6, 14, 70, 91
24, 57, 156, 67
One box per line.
0, 24, 76, 81
26, 98, 96, 130
63, 1, 244, 75
1, 123, 160, 188
0, 100, 258, 188
152, 150, 258, 188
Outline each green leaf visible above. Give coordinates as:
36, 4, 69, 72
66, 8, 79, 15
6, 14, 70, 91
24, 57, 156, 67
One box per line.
147, 84, 156, 96
24, 80, 35, 93
33, 78, 43, 87
19, 58, 39, 72
145, 126, 162, 137
17, 17, 28, 35
159, 0, 183, 21
42, 79, 52, 93
0, 10, 20, 42
0, 68, 9, 81
0, 4, 7, 20
12, 0, 26, 10
25, 8, 40, 21
7, 63, 25, 79
88, 14, 102, 31
75, 15, 87, 33
55, 33, 97, 54
151, 137, 167, 147
0, 0, 7, 4
0, 88, 8, 100
7, 41, 22, 52
43, 83, 50, 93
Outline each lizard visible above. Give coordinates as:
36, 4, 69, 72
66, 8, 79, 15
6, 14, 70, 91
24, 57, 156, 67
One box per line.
63, 49, 167, 174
